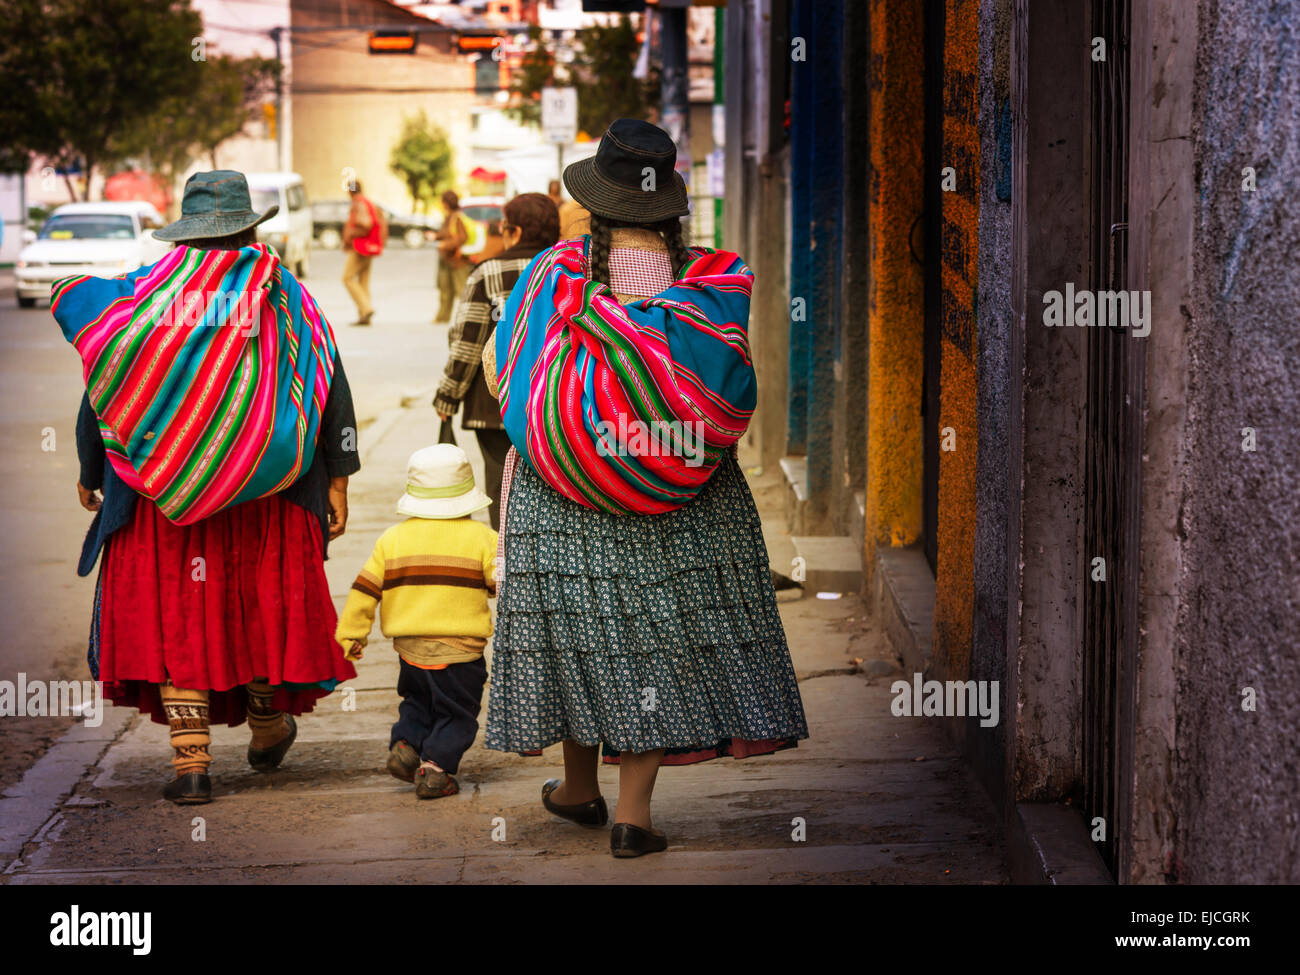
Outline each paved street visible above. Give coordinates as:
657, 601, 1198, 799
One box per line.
0, 246, 449, 791
0, 248, 1006, 884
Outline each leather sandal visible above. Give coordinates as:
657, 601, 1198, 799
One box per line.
163, 772, 212, 805
248, 714, 297, 771
541, 778, 608, 828
610, 822, 668, 858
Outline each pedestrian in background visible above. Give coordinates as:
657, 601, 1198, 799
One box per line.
550, 177, 590, 238
342, 178, 387, 326
434, 192, 559, 529
55, 170, 360, 805
558, 196, 590, 240
434, 189, 470, 324
335, 444, 497, 800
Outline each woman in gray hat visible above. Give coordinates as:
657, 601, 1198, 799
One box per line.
56, 170, 361, 805
484, 120, 809, 858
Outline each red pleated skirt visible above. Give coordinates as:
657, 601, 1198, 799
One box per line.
98, 493, 356, 726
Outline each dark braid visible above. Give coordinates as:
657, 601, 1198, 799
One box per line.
588, 213, 614, 287
174, 228, 257, 251
653, 216, 693, 279
586, 213, 691, 285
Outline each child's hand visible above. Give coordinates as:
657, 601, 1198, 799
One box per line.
344, 640, 364, 661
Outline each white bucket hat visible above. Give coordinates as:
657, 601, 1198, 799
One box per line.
397, 444, 493, 520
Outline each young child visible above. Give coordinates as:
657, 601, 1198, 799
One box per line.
336, 444, 497, 799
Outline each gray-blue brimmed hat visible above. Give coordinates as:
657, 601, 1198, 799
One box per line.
153, 170, 278, 242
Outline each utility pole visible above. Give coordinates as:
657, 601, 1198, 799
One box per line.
712, 4, 723, 248
657, 2, 691, 236
271, 26, 284, 171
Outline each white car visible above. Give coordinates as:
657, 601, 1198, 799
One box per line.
246, 172, 313, 279
15, 201, 171, 307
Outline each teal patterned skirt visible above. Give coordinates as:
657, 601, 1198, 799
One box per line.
485, 452, 809, 763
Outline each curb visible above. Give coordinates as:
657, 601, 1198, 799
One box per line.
0, 706, 134, 873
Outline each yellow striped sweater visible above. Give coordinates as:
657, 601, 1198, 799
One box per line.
335, 517, 498, 664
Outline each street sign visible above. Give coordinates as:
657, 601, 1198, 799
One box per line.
541, 87, 578, 145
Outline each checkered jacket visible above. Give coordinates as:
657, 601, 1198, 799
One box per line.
434, 245, 538, 428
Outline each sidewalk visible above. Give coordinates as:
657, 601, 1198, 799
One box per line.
1, 400, 1007, 884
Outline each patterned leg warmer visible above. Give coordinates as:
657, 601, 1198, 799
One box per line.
245, 678, 288, 749
158, 683, 211, 777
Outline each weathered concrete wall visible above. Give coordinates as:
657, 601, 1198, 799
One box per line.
932, 0, 980, 684
1128, 0, 1194, 885
967, 0, 1013, 807
834, 0, 869, 535
1171, 0, 1300, 884
863, 0, 925, 592
726, 0, 790, 474
1006, 0, 1089, 803
788, 0, 846, 533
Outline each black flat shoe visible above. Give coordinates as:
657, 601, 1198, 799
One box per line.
541, 778, 608, 827
610, 822, 668, 858
163, 772, 211, 805
248, 714, 297, 771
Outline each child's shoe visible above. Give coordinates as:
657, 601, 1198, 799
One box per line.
415, 761, 460, 799
387, 740, 421, 783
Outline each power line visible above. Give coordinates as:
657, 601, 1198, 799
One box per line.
293, 85, 488, 93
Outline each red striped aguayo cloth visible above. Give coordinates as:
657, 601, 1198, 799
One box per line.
494, 236, 756, 515
51, 244, 336, 525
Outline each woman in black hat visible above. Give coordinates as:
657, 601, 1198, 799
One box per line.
484, 120, 809, 858
58, 171, 361, 805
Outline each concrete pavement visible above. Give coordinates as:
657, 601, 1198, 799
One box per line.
0, 247, 449, 793
2, 388, 1006, 883
0, 246, 1006, 883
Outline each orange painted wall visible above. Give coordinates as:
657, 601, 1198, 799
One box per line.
933, 0, 980, 682
864, 0, 925, 584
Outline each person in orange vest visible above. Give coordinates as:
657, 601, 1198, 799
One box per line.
434, 190, 471, 324
341, 178, 387, 326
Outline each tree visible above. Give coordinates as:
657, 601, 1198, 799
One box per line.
572, 19, 657, 137
505, 25, 557, 128
119, 55, 280, 192
0, 0, 204, 198
389, 112, 455, 214
197, 55, 280, 169
505, 19, 657, 138
0, 0, 59, 174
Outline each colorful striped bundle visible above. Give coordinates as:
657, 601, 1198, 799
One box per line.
52, 244, 336, 525
495, 236, 756, 515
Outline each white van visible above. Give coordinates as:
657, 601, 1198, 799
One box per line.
15, 201, 171, 307
246, 172, 313, 279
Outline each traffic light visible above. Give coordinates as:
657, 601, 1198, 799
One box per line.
457, 35, 500, 53
369, 30, 418, 54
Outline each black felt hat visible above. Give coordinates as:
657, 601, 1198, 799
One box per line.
562, 119, 690, 224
